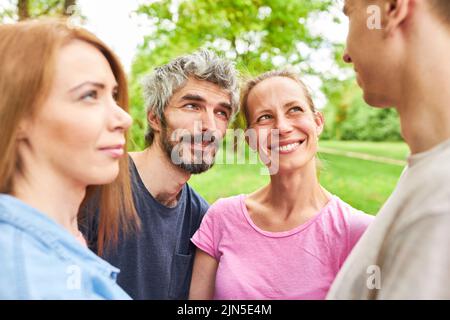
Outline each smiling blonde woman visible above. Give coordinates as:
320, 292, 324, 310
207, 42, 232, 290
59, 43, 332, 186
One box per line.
189, 70, 374, 300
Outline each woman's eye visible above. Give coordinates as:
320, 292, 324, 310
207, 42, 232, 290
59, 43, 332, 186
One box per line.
289, 106, 304, 113
257, 114, 272, 122
80, 90, 98, 101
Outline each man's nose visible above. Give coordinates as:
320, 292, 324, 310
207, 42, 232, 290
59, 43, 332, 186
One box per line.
343, 49, 352, 64
200, 109, 217, 132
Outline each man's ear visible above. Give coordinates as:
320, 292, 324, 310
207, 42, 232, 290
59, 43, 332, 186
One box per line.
147, 111, 162, 134
384, 0, 411, 37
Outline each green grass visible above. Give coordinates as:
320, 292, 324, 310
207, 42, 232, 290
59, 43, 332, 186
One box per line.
189, 160, 269, 202
189, 141, 407, 215
320, 140, 409, 160
317, 153, 403, 214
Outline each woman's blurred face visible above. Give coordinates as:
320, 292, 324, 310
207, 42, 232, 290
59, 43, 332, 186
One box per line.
246, 76, 323, 173
20, 40, 132, 187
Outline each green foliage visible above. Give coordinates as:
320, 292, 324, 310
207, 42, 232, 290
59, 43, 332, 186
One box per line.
134, 0, 332, 74
0, 0, 78, 22
0, 1, 15, 21
339, 99, 402, 142
322, 78, 402, 141
129, 80, 147, 151
27, 0, 71, 17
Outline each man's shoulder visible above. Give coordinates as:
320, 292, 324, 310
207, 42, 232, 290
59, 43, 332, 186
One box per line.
410, 139, 450, 183
382, 164, 450, 238
184, 183, 209, 217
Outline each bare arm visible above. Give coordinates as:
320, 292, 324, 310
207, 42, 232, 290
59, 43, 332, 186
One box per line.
189, 248, 218, 300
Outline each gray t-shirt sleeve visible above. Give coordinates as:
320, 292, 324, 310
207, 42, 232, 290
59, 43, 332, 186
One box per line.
379, 213, 450, 299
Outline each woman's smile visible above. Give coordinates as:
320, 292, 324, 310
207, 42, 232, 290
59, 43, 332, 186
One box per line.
269, 139, 306, 154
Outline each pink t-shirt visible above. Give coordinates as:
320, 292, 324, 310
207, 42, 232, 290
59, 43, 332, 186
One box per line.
191, 194, 373, 300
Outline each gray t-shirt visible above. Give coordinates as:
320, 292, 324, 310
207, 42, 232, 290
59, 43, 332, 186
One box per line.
327, 138, 450, 299
84, 157, 209, 300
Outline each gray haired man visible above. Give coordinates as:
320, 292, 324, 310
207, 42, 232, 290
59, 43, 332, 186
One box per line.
87, 49, 239, 300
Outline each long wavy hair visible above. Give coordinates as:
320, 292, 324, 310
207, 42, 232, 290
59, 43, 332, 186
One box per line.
0, 19, 140, 256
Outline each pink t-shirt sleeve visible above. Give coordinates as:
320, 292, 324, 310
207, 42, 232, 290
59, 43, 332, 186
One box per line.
347, 210, 374, 249
191, 203, 221, 260
338, 205, 374, 269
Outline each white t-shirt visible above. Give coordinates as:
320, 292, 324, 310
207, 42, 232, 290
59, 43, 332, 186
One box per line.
327, 138, 450, 299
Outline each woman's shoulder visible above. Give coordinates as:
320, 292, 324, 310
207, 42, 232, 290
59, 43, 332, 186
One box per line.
326, 195, 375, 231
0, 198, 125, 299
201, 194, 247, 224
208, 194, 245, 213
0, 221, 128, 299
0, 222, 78, 298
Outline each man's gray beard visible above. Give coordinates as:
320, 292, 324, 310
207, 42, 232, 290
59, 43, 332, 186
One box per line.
160, 123, 216, 175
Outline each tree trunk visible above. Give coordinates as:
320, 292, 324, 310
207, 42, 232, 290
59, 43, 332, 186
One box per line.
63, 0, 77, 16
18, 0, 29, 21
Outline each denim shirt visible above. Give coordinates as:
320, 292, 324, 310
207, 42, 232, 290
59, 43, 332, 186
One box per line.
0, 194, 131, 300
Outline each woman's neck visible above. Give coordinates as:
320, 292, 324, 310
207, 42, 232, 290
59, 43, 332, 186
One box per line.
256, 159, 330, 218
12, 168, 86, 238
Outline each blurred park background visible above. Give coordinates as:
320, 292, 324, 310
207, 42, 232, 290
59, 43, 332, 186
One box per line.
0, 0, 408, 214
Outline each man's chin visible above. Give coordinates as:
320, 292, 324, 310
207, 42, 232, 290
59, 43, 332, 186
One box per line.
162, 135, 218, 174
177, 161, 215, 174
363, 91, 393, 109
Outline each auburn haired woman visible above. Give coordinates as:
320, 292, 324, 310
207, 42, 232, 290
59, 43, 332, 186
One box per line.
0, 19, 139, 299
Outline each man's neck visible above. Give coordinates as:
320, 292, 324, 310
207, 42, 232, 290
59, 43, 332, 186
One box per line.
397, 65, 450, 155
398, 103, 450, 156
130, 143, 191, 207
397, 23, 450, 155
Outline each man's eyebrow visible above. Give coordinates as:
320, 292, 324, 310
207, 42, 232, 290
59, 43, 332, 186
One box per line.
181, 94, 232, 111
219, 102, 233, 112
180, 94, 206, 102
69, 81, 106, 93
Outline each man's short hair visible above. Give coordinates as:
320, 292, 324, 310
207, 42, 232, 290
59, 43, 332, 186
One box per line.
142, 49, 240, 146
429, 0, 450, 25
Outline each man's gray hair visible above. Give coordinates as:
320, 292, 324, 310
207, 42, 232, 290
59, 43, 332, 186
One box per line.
142, 49, 240, 146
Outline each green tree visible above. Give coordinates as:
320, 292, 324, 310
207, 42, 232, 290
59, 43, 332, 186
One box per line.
322, 76, 402, 142
0, 0, 77, 22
